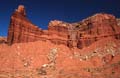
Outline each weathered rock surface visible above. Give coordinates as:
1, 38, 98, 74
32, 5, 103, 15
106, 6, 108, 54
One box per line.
0, 38, 120, 78
117, 18, 120, 26
0, 36, 7, 44
48, 20, 69, 38
7, 5, 68, 46
68, 13, 120, 49
1, 5, 120, 78
7, 5, 120, 49
7, 5, 43, 45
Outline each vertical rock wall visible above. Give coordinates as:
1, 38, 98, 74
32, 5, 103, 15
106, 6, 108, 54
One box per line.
7, 5, 43, 45
7, 5, 120, 49
72, 13, 120, 49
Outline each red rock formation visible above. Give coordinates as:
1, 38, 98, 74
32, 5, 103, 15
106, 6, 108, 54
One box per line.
68, 13, 120, 49
0, 36, 7, 44
7, 5, 43, 45
1, 37, 120, 78
1, 5, 120, 78
117, 18, 120, 26
48, 14, 120, 49
48, 20, 69, 38
7, 5, 69, 46
7, 5, 120, 50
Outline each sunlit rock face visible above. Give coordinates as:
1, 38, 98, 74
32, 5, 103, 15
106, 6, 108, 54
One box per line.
0, 5, 120, 78
16, 5, 26, 16
117, 18, 120, 26
7, 5, 69, 46
0, 36, 7, 44
72, 13, 120, 49
7, 5, 43, 45
7, 5, 120, 49
48, 20, 69, 38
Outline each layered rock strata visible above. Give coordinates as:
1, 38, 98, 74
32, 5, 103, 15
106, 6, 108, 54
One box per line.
7, 5, 68, 46
7, 5, 43, 45
7, 5, 120, 49
69, 13, 120, 49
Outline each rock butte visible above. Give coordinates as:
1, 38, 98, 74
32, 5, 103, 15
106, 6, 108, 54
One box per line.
0, 5, 120, 78
7, 5, 120, 49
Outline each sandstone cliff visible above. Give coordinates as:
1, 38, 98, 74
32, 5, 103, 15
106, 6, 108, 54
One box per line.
48, 20, 69, 38
7, 5, 68, 46
70, 13, 120, 49
7, 5, 120, 50
1, 5, 120, 78
7, 5, 43, 45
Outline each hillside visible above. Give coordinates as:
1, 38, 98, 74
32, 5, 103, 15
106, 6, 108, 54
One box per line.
0, 5, 120, 78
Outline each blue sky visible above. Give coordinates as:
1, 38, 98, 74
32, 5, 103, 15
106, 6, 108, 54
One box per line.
0, 0, 120, 36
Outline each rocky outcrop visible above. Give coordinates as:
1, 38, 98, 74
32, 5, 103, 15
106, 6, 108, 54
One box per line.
48, 20, 69, 38
68, 13, 120, 49
7, 5, 43, 45
1, 37, 120, 78
79, 13, 120, 36
117, 18, 120, 26
2, 5, 120, 78
0, 36, 7, 44
7, 5, 120, 49
7, 5, 68, 46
